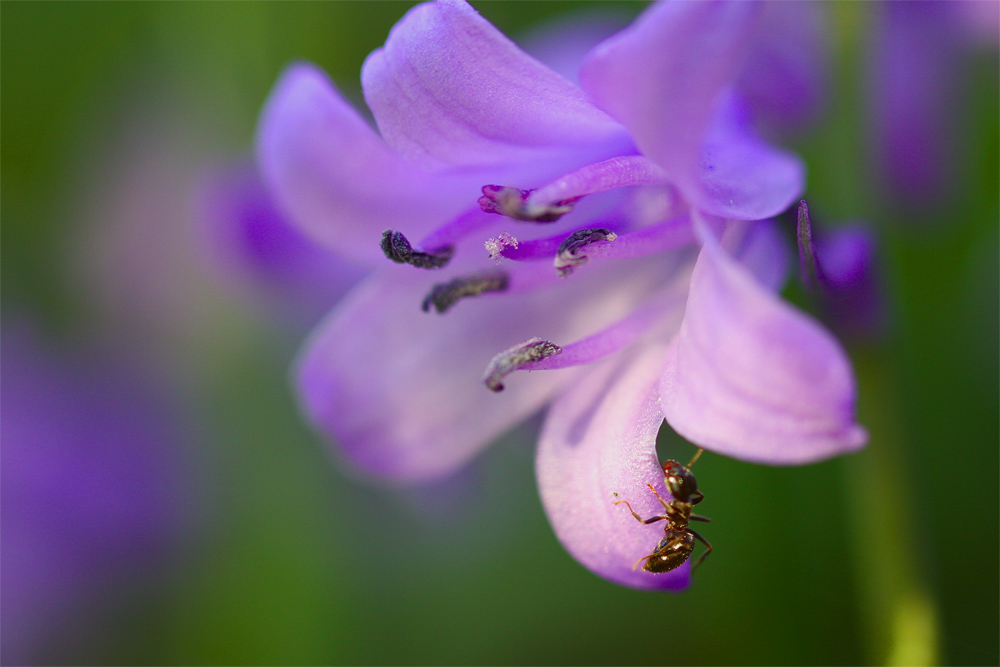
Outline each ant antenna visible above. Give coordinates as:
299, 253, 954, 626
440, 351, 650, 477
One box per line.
686, 448, 705, 469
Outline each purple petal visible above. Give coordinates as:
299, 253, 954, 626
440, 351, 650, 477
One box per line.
256, 62, 471, 264
580, 0, 760, 187
688, 96, 805, 220
296, 236, 679, 482
516, 9, 633, 86
201, 162, 365, 325
537, 343, 689, 591
360, 0, 628, 168
660, 218, 868, 465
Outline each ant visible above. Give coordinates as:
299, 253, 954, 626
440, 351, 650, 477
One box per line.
614, 448, 713, 573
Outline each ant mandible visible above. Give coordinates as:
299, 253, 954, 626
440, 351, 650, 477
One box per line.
614, 448, 713, 573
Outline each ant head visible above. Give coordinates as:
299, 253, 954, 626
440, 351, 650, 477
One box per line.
662, 460, 698, 501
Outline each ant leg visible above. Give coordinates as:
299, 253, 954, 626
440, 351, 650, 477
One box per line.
646, 483, 671, 511
631, 553, 654, 571
614, 499, 667, 525
689, 529, 713, 572
690, 514, 711, 523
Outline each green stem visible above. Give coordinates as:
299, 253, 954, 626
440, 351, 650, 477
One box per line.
846, 349, 939, 666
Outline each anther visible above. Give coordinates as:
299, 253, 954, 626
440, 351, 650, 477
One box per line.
478, 185, 578, 223
483, 337, 562, 392
554, 228, 617, 277
421, 270, 510, 314
796, 201, 827, 290
381, 229, 454, 269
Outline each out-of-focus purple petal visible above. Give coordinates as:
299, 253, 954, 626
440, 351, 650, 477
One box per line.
517, 9, 633, 86
816, 224, 885, 339
660, 218, 868, 465
580, 0, 760, 189
869, 2, 959, 203
202, 162, 366, 325
537, 343, 689, 591
361, 0, 628, 168
692, 96, 805, 220
738, 1, 828, 132
296, 235, 684, 482
256, 63, 472, 264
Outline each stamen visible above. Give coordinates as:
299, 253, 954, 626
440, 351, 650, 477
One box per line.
526, 155, 669, 211
478, 185, 578, 223
483, 337, 562, 392
421, 270, 510, 314
796, 200, 827, 290
381, 229, 454, 269
495, 214, 694, 270
554, 228, 618, 277
520, 302, 665, 372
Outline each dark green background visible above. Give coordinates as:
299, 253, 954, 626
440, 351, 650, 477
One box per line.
3, 2, 997, 665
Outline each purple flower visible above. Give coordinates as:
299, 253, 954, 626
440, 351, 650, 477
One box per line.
797, 200, 886, 340
256, 0, 867, 589
1, 321, 183, 663
869, 1, 998, 205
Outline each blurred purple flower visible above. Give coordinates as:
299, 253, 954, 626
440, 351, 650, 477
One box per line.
255, 0, 866, 589
870, 1, 998, 205
1, 321, 184, 664
797, 201, 886, 341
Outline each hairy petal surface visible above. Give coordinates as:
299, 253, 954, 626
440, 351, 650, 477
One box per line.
361, 0, 627, 167
537, 343, 689, 591
256, 63, 472, 264
660, 219, 868, 464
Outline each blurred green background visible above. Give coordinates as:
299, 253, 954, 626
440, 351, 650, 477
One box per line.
2, 2, 997, 665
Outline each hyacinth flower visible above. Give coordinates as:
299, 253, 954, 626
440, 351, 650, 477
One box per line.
256, 0, 867, 590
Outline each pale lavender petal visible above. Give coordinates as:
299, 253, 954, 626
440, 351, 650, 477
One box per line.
297, 234, 678, 482
660, 218, 868, 465
580, 0, 760, 188
361, 0, 628, 168
256, 62, 472, 264
537, 343, 690, 591
692, 96, 805, 220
